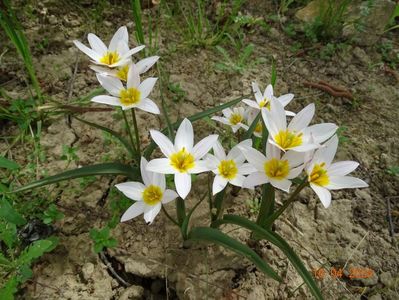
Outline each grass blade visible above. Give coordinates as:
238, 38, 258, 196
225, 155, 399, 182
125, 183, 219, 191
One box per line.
242, 112, 261, 140
188, 227, 281, 282
13, 163, 139, 193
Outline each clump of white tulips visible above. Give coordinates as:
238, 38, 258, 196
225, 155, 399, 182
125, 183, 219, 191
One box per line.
17, 26, 368, 299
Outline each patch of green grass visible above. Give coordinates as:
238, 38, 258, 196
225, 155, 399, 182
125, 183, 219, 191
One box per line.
386, 166, 399, 176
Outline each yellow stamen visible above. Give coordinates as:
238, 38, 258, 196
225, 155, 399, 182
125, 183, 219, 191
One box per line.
170, 148, 195, 173
119, 88, 141, 106
116, 65, 129, 81
218, 160, 238, 180
142, 185, 163, 206
274, 130, 303, 150
99, 51, 120, 65
229, 113, 243, 125
259, 98, 271, 110
255, 121, 262, 134
264, 158, 289, 180
309, 163, 329, 186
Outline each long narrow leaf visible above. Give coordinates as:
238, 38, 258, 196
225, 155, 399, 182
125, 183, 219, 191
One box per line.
242, 112, 261, 140
74, 117, 136, 157
13, 163, 139, 193
188, 227, 281, 282
217, 215, 323, 300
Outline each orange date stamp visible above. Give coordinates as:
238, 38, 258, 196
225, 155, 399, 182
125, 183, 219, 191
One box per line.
312, 267, 374, 280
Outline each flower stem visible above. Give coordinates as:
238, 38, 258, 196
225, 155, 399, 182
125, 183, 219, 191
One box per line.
256, 183, 275, 229
131, 109, 141, 157
161, 205, 179, 226
121, 109, 137, 154
211, 188, 226, 225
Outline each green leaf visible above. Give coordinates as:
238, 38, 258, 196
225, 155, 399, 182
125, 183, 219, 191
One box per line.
188, 227, 281, 282
0, 252, 11, 266
74, 117, 136, 157
90, 226, 117, 253
17, 239, 53, 266
13, 163, 139, 193
0, 221, 17, 248
217, 215, 323, 300
143, 95, 248, 158
271, 58, 277, 88
17, 264, 33, 283
0, 156, 19, 170
0, 198, 26, 226
0, 276, 18, 300
242, 112, 261, 140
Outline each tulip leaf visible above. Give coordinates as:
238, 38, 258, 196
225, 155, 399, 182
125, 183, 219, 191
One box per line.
242, 112, 261, 140
13, 163, 139, 193
143, 95, 248, 158
216, 215, 323, 300
74, 117, 136, 157
188, 227, 281, 282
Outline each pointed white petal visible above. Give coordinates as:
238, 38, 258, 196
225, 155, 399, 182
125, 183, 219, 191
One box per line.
222, 108, 233, 118
136, 98, 160, 114
269, 98, 287, 131
282, 150, 305, 167
190, 160, 210, 174
310, 183, 331, 208
237, 163, 257, 175
73, 40, 101, 61
213, 140, 226, 160
289, 143, 320, 152
266, 141, 281, 159
91, 95, 120, 106
239, 146, 266, 172
109, 25, 128, 51
242, 99, 260, 110
278, 93, 294, 106
211, 116, 230, 126
143, 203, 162, 224
90, 65, 116, 76
87, 33, 107, 54
287, 165, 304, 179
288, 103, 315, 131
285, 110, 296, 116
138, 77, 157, 99
121, 45, 146, 59
213, 175, 228, 195
150, 130, 175, 157
205, 154, 220, 171
136, 56, 160, 74
115, 182, 145, 200
175, 118, 193, 152
146, 158, 176, 174
326, 176, 368, 190
312, 135, 338, 167
153, 173, 166, 191
304, 123, 338, 144
175, 173, 191, 199
243, 172, 268, 188
193, 135, 218, 159
140, 157, 152, 186
262, 108, 280, 138
121, 202, 145, 222
96, 74, 123, 97
252, 82, 263, 102
228, 139, 252, 162
126, 63, 140, 88
162, 189, 179, 204
230, 174, 245, 187
269, 178, 291, 193
264, 84, 273, 101
327, 161, 359, 176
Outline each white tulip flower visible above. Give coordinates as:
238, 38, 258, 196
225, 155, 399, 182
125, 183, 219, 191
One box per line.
206, 140, 257, 195
146, 119, 219, 199
262, 98, 337, 152
90, 56, 160, 81
91, 63, 160, 114
116, 157, 178, 224
73, 26, 144, 68
242, 82, 295, 116
306, 135, 368, 208
239, 141, 304, 192
211, 107, 249, 133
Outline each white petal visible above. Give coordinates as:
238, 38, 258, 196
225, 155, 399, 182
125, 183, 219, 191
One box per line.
312, 135, 338, 166
90, 65, 116, 76
326, 176, 368, 190
109, 26, 128, 51
121, 202, 145, 222
269, 178, 292, 193
91, 95, 120, 106
136, 98, 160, 114
121, 45, 146, 59
282, 150, 305, 167
285, 110, 296, 116
228, 139, 252, 162
262, 107, 280, 138
138, 77, 157, 99
289, 143, 320, 152
252, 82, 263, 102
239, 146, 266, 172
205, 154, 220, 171
230, 174, 246, 187
243, 172, 268, 188
73, 40, 101, 61
266, 141, 281, 159
264, 84, 273, 101
278, 93, 294, 107
213, 175, 228, 195
237, 163, 257, 175
310, 183, 331, 208
115, 182, 145, 200
136, 56, 160, 74
143, 203, 161, 224
305, 123, 338, 144
193, 135, 219, 159
127, 64, 140, 88
162, 189, 178, 204
150, 130, 175, 157
212, 116, 230, 126
242, 99, 260, 110
175, 118, 193, 152
190, 160, 210, 174
96, 74, 123, 97
153, 173, 166, 190
175, 173, 191, 199
87, 33, 107, 54
327, 161, 359, 176
213, 140, 226, 160
146, 158, 176, 174
288, 103, 315, 132
269, 98, 287, 131
140, 157, 152, 186
287, 165, 303, 179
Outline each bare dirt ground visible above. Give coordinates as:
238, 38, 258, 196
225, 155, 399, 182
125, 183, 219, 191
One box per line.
1, 0, 398, 299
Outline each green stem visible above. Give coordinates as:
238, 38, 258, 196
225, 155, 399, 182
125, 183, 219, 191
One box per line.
121, 109, 137, 154
211, 188, 226, 224
256, 183, 275, 228
161, 206, 179, 226
176, 197, 186, 226
131, 109, 141, 157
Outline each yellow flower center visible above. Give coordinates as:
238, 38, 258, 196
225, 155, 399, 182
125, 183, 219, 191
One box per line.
229, 113, 243, 125
170, 148, 195, 173
119, 88, 141, 106
99, 51, 120, 65
255, 121, 262, 134
259, 98, 271, 110
274, 130, 303, 150
218, 160, 238, 180
116, 65, 129, 81
309, 163, 329, 186
264, 158, 289, 180
142, 185, 163, 206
